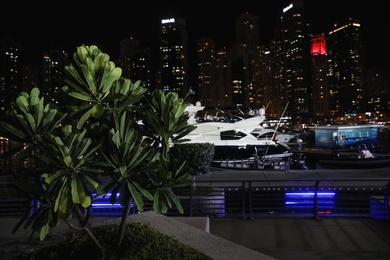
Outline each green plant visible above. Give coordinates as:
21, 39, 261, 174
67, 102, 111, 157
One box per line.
173, 143, 215, 175
0, 44, 203, 257
26, 222, 213, 260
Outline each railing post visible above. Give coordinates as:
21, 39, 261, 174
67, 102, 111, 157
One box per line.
189, 184, 193, 217
384, 181, 390, 221
241, 181, 247, 220
248, 181, 253, 220
314, 180, 320, 220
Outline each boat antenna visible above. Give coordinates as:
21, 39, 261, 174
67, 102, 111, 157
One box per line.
265, 101, 271, 110
262, 102, 288, 158
237, 106, 244, 116
271, 101, 289, 141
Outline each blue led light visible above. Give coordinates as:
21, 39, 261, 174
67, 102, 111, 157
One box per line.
284, 191, 336, 210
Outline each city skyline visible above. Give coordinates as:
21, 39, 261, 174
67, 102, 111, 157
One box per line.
2, 1, 389, 71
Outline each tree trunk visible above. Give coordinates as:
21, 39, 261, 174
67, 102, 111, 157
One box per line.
118, 198, 133, 245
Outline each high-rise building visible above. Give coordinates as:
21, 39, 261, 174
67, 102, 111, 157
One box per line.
280, 0, 312, 122
327, 17, 365, 117
0, 39, 35, 174
41, 49, 68, 107
159, 17, 189, 98
230, 42, 248, 106
215, 47, 232, 106
196, 38, 216, 107
233, 12, 262, 108
366, 70, 390, 119
117, 37, 152, 94
118, 37, 140, 80
0, 38, 23, 119
257, 46, 273, 112
22, 65, 39, 93
268, 35, 286, 118
311, 34, 329, 120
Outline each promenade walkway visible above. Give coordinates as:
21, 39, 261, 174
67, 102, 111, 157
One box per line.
200, 166, 390, 259
209, 216, 390, 259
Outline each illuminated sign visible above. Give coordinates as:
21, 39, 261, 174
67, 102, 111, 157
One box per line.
283, 3, 293, 13
162, 18, 175, 24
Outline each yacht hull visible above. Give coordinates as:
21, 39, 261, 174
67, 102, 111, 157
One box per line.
213, 144, 292, 160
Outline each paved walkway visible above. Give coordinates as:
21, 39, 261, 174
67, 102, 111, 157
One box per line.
198, 167, 390, 259
2, 215, 390, 260
209, 216, 390, 260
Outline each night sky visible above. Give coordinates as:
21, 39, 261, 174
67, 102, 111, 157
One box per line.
2, 1, 389, 71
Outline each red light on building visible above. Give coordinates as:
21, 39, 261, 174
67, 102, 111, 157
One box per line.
311, 34, 326, 55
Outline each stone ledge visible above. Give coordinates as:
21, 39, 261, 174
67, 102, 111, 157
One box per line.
173, 216, 210, 233
117, 211, 275, 260
0, 212, 275, 260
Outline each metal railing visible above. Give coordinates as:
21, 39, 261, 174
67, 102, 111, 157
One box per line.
2, 177, 390, 221
148, 178, 390, 220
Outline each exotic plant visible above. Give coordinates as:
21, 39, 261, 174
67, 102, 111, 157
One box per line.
0, 44, 199, 255
173, 143, 215, 176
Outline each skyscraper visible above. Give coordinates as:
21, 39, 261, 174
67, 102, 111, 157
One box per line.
280, 0, 312, 122
41, 49, 68, 106
234, 12, 262, 108
215, 47, 232, 106
117, 37, 152, 94
327, 17, 364, 117
196, 38, 216, 107
159, 17, 189, 98
269, 35, 286, 118
0, 38, 23, 119
311, 34, 329, 120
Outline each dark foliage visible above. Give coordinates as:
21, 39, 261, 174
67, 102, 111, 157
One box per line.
173, 143, 215, 175
27, 222, 212, 260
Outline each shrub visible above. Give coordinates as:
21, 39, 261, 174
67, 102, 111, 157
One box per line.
27, 222, 213, 260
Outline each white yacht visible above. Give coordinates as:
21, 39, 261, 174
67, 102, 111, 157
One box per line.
183, 104, 306, 170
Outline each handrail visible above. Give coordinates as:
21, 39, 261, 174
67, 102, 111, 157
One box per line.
190, 177, 390, 220
2, 176, 390, 220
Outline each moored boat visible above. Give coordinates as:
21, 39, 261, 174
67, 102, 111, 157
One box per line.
183, 104, 307, 170
318, 148, 390, 169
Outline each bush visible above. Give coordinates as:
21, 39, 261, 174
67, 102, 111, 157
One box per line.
27, 222, 213, 260
173, 143, 215, 175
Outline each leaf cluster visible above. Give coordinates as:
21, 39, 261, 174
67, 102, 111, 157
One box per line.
0, 44, 201, 251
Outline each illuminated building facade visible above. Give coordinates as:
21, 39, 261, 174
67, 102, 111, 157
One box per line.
41, 49, 68, 106
0, 40, 39, 174
268, 38, 286, 119
257, 46, 273, 113
234, 12, 262, 108
230, 42, 247, 106
215, 47, 232, 106
117, 37, 140, 81
311, 34, 329, 119
327, 17, 364, 117
159, 18, 189, 98
280, 0, 312, 121
196, 38, 216, 107
117, 37, 152, 95
0, 38, 23, 119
